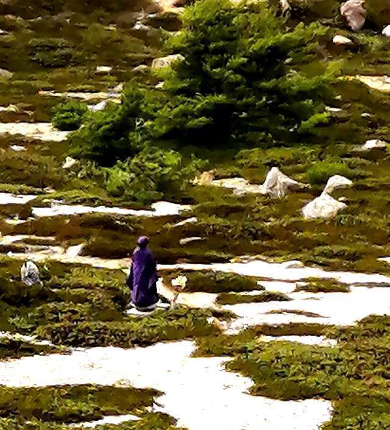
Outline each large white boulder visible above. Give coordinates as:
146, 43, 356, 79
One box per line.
152, 54, 184, 69
302, 192, 346, 219
340, 0, 366, 31
323, 175, 353, 194
260, 167, 302, 199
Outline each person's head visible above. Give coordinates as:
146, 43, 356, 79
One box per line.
137, 236, 149, 249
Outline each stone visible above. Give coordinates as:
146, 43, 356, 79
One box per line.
173, 217, 198, 228
96, 66, 112, 74
21, 261, 42, 286
132, 65, 149, 74
302, 192, 346, 219
323, 175, 353, 194
333, 35, 353, 45
152, 54, 184, 69
179, 237, 204, 245
194, 171, 214, 185
279, 0, 291, 16
0, 68, 13, 80
383, 25, 390, 37
361, 139, 388, 150
62, 157, 79, 170
260, 167, 303, 199
340, 0, 366, 31
89, 101, 107, 112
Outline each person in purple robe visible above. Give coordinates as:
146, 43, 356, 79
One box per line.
126, 236, 159, 311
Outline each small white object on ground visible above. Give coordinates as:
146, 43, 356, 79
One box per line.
323, 175, 353, 194
360, 139, 388, 150
95, 66, 113, 74
383, 25, 390, 37
62, 156, 79, 170
179, 237, 204, 245
88, 101, 107, 112
302, 192, 346, 219
333, 35, 353, 45
10, 145, 26, 152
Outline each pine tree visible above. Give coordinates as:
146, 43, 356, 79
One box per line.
150, 0, 338, 148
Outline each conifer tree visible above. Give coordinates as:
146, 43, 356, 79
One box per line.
151, 0, 338, 147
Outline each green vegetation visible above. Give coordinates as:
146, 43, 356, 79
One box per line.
52, 100, 88, 131
216, 291, 291, 305
226, 316, 390, 429
295, 279, 350, 293
164, 270, 262, 293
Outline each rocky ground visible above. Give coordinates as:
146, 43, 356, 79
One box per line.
1, 0, 390, 429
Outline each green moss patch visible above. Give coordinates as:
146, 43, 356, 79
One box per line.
164, 270, 262, 293
216, 291, 291, 305
294, 279, 350, 293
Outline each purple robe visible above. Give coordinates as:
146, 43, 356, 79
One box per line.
127, 246, 158, 308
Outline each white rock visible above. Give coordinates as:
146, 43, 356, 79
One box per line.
279, 0, 291, 15
62, 157, 78, 170
152, 54, 184, 69
88, 101, 107, 112
173, 217, 198, 228
194, 171, 215, 185
361, 139, 388, 150
383, 25, 390, 37
0, 68, 13, 80
10, 145, 26, 152
21, 261, 42, 286
179, 237, 204, 245
333, 35, 353, 45
260, 167, 302, 199
95, 66, 112, 74
302, 192, 346, 219
323, 175, 353, 194
340, 0, 366, 31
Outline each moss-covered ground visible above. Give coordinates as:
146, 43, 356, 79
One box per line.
1, 0, 390, 428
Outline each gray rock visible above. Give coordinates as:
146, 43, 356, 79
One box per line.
302, 192, 346, 219
340, 0, 366, 31
152, 54, 184, 69
0, 68, 13, 80
260, 167, 303, 199
323, 175, 353, 194
21, 261, 42, 286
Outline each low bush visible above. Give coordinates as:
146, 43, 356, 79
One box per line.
306, 161, 355, 185
217, 291, 291, 305
52, 100, 88, 131
105, 147, 205, 203
164, 270, 261, 293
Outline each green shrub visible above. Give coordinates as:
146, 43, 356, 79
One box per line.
69, 84, 150, 166
52, 100, 88, 131
105, 147, 205, 203
307, 161, 355, 185
164, 270, 262, 293
148, 0, 337, 147
29, 38, 74, 68
217, 291, 291, 305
